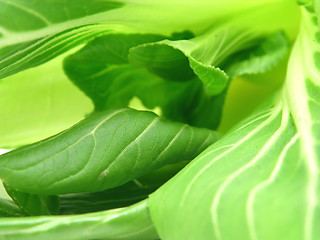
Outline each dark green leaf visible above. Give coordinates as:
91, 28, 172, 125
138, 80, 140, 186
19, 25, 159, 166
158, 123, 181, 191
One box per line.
59, 162, 186, 215
64, 33, 224, 129
0, 198, 26, 217
0, 108, 219, 195
0, 0, 235, 79
4, 184, 60, 216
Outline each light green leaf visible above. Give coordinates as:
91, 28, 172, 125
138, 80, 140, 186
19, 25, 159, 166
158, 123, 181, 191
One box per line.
4, 184, 60, 216
128, 32, 229, 95
148, 7, 320, 240
0, 108, 219, 195
0, 51, 93, 148
0, 0, 123, 79
0, 0, 299, 79
0, 200, 158, 240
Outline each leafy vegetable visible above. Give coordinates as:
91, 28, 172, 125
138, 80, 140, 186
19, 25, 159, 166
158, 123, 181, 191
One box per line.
0, 200, 158, 240
4, 184, 60, 216
1, 0, 319, 240
148, 5, 320, 240
1, 0, 272, 79
59, 162, 186, 215
0, 108, 219, 195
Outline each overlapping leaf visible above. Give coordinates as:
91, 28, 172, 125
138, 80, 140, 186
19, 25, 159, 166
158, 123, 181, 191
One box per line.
0, 200, 158, 240
0, 1, 308, 240
1, 0, 272, 79
59, 162, 186, 215
148, 7, 320, 240
4, 185, 60, 216
0, 108, 219, 195
64, 33, 225, 129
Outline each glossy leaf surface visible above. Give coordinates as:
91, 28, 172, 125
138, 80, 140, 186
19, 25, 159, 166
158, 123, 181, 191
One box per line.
129, 7, 293, 95
0, 108, 219, 195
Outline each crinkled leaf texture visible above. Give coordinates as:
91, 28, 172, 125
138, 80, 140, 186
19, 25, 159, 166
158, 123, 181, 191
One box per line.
0, 0, 304, 239
127, 2, 296, 95
63, 33, 226, 130
64, 31, 289, 130
148, 7, 320, 240
128, 30, 286, 96
0, 108, 219, 195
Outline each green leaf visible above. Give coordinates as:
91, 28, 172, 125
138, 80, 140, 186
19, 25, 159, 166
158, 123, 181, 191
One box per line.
128, 33, 229, 95
0, 198, 26, 217
63, 33, 184, 112
64, 33, 225, 129
0, 0, 299, 79
59, 162, 186, 215
0, 0, 124, 32
0, 108, 220, 195
0, 0, 124, 79
148, 7, 320, 240
0, 200, 158, 240
4, 184, 60, 216
222, 31, 290, 78
0, 51, 93, 148
128, 5, 295, 96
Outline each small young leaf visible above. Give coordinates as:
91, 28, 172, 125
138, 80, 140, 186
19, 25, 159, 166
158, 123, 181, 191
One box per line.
0, 0, 245, 79
222, 31, 290, 78
64, 33, 225, 130
0, 51, 93, 149
129, 22, 290, 96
